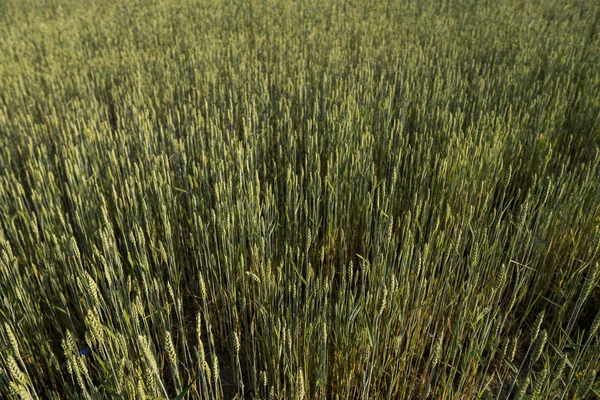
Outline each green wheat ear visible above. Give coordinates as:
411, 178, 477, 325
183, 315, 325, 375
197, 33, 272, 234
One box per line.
5, 323, 21, 359
575, 370, 596, 399
513, 375, 530, 400
530, 329, 547, 364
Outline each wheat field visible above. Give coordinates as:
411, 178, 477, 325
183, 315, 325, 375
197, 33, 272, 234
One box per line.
0, 0, 599, 398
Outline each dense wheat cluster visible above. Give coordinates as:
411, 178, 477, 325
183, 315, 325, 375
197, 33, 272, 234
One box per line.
1, 0, 599, 398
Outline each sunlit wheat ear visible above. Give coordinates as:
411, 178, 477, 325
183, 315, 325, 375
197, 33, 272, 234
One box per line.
5, 323, 21, 359
84, 271, 102, 306
139, 335, 158, 375
531, 364, 548, 397
233, 331, 240, 354
199, 274, 207, 301
296, 370, 305, 400
62, 330, 78, 359
7, 355, 28, 386
431, 335, 443, 367
76, 354, 91, 383
137, 379, 147, 399
117, 357, 126, 387
269, 385, 276, 400
71, 354, 88, 392
165, 330, 181, 389
70, 236, 80, 261
212, 353, 220, 390
139, 335, 169, 397
129, 230, 137, 248
379, 287, 388, 316
497, 264, 507, 291
9, 381, 32, 400
260, 370, 268, 393
197, 339, 208, 373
